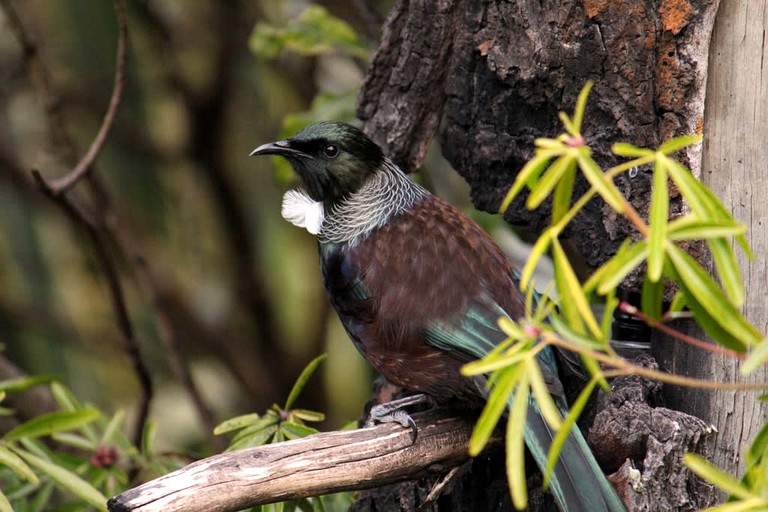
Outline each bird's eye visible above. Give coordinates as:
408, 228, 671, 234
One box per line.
324, 145, 339, 158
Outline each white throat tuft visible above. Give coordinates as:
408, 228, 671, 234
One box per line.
281, 189, 325, 235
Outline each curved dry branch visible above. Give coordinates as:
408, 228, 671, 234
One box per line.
49, 0, 128, 194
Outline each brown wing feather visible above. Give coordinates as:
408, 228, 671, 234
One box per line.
345, 195, 525, 404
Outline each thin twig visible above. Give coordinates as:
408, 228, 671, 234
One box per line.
110, 223, 225, 451
619, 302, 746, 360
49, 0, 128, 194
544, 335, 767, 391
4, 0, 154, 451
31, 170, 153, 449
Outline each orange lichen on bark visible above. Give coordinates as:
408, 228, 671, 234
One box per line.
583, 0, 608, 18
659, 0, 693, 34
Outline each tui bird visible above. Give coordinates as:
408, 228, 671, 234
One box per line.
251, 121, 625, 512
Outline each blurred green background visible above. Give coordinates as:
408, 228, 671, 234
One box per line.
0, 0, 488, 454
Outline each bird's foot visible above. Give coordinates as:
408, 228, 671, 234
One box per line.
365, 393, 433, 443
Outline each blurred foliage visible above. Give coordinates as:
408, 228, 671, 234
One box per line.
250, 5, 371, 59
214, 354, 327, 451
0, 1, 389, 508
0, 377, 186, 511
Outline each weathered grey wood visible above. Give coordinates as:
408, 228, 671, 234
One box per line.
655, 0, 768, 482
107, 410, 501, 512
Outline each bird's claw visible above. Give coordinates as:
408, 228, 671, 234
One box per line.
365, 393, 432, 443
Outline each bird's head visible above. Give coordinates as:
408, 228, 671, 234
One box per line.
251, 121, 384, 204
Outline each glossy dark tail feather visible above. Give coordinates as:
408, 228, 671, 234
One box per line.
523, 402, 626, 512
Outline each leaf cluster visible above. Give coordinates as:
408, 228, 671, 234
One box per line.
466, 82, 768, 509
213, 355, 353, 512
0, 378, 183, 512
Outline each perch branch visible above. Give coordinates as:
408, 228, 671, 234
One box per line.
108, 410, 501, 512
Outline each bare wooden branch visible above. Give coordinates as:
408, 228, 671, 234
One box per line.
108, 410, 502, 512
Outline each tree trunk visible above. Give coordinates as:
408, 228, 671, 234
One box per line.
356, 0, 751, 509
359, 0, 718, 286
653, 0, 768, 483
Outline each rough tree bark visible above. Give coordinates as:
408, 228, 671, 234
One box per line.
355, 0, 754, 510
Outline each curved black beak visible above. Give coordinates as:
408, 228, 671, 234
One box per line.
250, 139, 307, 158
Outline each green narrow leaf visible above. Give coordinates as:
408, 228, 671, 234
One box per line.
3, 408, 100, 442
230, 414, 281, 445
534, 138, 564, 149
666, 158, 753, 259
100, 409, 125, 445
499, 152, 557, 213
702, 498, 768, 512
552, 240, 601, 337
611, 143, 653, 158
292, 409, 326, 423
558, 112, 578, 138
526, 359, 562, 430
50, 382, 80, 412
641, 275, 664, 321
647, 157, 668, 281
684, 453, 752, 500
462, 347, 533, 376
51, 432, 95, 451
667, 245, 759, 347
0, 491, 12, 512
498, 317, 527, 339
707, 238, 745, 307
572, 81, 593, 132
507, 373, 530, 510
577, 153, 625, 212
594, 241, 649, 295
0, 444, 39, 484
545, 377, 599, 487
15, 448, 108, 510
741, 339, 768, 375
673, 282, 745, 352
658, 134, 702, 155
520, 229, 555, 290
668, 291, 687, 314
667, 217, 747, 240
469, 364, 522, 456
551, 163, 577, 224
280, 421, 318, 440
581, 354, 610, 391
0, 375, 57, 394
214, 413, 261, 435
527, 155, 576, 209
228, 424, 278, 451
549, 314, 605, 350
601, 291, 619, 343
285, 354, 328, 411
746, 422, 768, 466
141, 420, 156, 456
